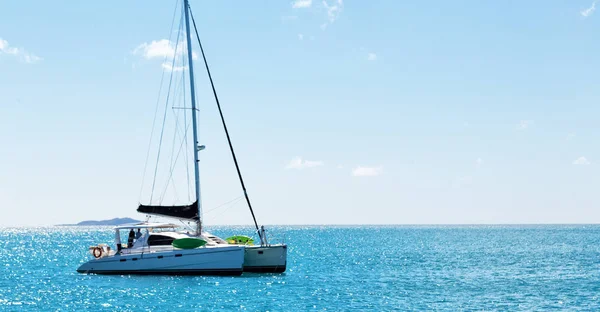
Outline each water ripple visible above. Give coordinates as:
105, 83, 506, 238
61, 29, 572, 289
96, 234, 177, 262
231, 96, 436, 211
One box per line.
0, 225, 599, 310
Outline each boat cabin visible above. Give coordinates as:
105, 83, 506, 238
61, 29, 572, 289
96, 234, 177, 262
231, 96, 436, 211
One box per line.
113, 222, 229, 254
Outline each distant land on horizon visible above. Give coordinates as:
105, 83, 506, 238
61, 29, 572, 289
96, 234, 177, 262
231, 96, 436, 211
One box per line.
57, 217, 141, 226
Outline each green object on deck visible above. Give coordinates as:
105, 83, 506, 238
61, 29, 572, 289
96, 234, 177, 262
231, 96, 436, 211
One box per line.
172, 238, 207, 249
225, 235, 254, 245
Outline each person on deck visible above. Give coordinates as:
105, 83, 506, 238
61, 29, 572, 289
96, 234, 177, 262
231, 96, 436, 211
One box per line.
135, 229, 142, 240
128, 229, 135, 248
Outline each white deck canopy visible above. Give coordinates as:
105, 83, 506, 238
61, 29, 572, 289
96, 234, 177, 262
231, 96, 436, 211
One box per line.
114, 222, 179, 230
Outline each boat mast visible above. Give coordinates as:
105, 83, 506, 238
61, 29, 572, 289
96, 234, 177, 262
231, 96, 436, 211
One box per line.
183, 0, 202, 232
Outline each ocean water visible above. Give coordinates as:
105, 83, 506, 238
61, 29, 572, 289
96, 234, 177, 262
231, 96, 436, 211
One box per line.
1, 225, 600, 311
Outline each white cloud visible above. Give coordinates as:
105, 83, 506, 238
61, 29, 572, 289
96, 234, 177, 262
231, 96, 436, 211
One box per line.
323, 0, 344, 23
294, 0, 342, 30
0, 38, 41, 64
286, 156, 324, 169
161, 63, 186, 72
298, 33, 304, 40
134, 39, 174, 59
516, 120, 534, 130
581, 1, 596, 18
292, 0, 312, 8
367, 53, 377, 61
573, 156, 591, 165
133, 39, 197, 61
352, 166, 383, 177
476, 158, 484, 168
23, 54, 41, 63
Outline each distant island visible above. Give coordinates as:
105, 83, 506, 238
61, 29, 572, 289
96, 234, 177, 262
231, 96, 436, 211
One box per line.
57, 217, 141, 226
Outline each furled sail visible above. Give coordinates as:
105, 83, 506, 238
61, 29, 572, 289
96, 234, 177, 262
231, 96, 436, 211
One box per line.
137, 201, 199, 220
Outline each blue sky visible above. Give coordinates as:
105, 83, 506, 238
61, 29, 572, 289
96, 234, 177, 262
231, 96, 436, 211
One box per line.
1, 0, 599, 226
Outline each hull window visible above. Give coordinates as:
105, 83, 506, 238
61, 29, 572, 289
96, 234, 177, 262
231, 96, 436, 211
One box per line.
147, 235, 176, 246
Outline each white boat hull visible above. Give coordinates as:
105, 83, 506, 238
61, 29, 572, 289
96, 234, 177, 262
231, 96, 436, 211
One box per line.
77, 245, 245, 276
243, 244, 287, 273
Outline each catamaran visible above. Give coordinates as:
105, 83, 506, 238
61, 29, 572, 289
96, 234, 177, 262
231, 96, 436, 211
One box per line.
77, 0, 286, 275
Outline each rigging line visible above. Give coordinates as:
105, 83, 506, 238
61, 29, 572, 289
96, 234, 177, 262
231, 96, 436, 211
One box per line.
162, 89, 182, 203
178, 219, 196, 233
138, 0, 181, 202
158, 58, 191, 204
182, 54, 191, 202
161, 49, 187, 202
203, 197, 244, 224
169, 175, 181, 204
158, 121, 192, 203
160, 125, 189, 202
160, 121, 181, 205
160, 23, 191, 204
189, 7, 261, 236
170, 65, 188, 151
203, 196, 245, 215
159, 167, 182, 205
149, 11, 184, 204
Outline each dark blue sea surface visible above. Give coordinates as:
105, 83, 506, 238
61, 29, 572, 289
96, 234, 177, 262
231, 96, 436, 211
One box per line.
1, 225, 600, 311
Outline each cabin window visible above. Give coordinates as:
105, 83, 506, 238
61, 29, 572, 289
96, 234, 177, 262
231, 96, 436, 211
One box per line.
147, 235, 175, 246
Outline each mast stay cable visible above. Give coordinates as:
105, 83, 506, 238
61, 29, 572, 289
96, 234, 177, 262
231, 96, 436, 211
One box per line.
149, 13, 183, 204
138, 0, 181, 202
187, 6, 262, 240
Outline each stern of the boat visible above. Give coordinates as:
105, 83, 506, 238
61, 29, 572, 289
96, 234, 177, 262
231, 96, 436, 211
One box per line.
243, 244, 287, 273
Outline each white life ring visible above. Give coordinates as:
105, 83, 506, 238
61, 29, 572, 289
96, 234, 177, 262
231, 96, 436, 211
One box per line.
92, 246, 103, 258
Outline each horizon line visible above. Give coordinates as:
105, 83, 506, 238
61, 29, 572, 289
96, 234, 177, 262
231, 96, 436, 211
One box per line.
2, 223, 600, 228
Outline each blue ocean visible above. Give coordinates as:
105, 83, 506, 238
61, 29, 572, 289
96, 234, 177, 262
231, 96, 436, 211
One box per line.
1, 225, 599, 311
